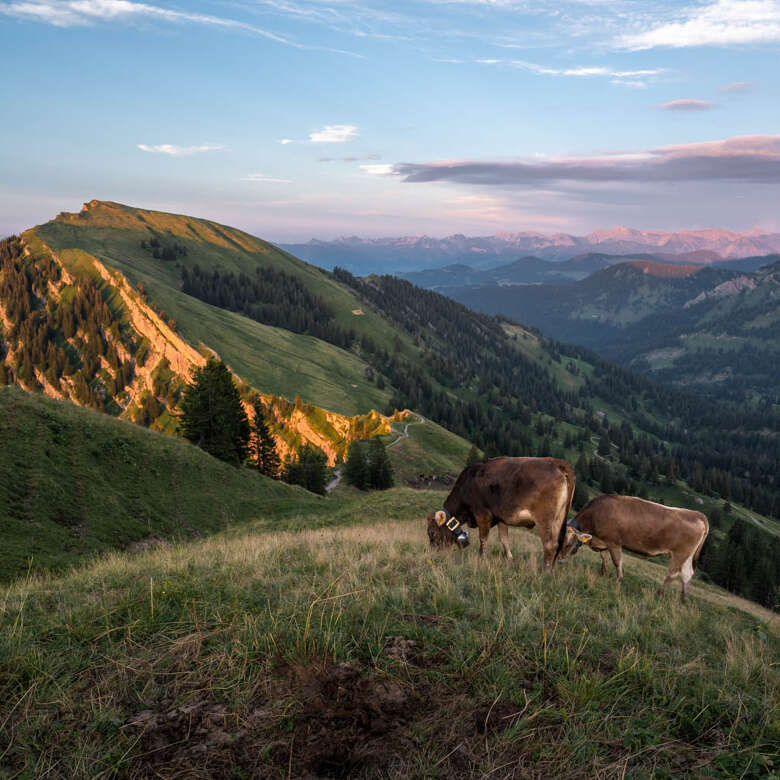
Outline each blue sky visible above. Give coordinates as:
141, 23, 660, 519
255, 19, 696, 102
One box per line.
1, 0, 779, 240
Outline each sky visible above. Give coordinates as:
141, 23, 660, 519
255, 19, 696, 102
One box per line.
1, 0, 780, 240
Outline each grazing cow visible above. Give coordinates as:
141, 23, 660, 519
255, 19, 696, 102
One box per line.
429, 457, 576, 572
558, 495, 709, 602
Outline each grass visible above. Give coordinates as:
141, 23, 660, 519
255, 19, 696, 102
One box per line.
0, 510, 776, 778
383, 416, 474, 486
0, 386, 324, 582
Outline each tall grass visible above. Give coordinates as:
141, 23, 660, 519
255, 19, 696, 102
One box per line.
1, 515, 777, 777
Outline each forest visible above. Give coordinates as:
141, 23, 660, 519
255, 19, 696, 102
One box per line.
180, 264, 356, 349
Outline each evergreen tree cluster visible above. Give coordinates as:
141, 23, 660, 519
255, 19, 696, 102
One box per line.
140, 236, 188, 262
178, 359, 250, 465
343, 438, 394, 490
699, 518, 780, 609
181, 264, 355, 349
282, 444, 328, 494
0, 236, 135, 409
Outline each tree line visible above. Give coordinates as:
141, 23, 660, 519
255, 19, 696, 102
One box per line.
178, 358, 393, 495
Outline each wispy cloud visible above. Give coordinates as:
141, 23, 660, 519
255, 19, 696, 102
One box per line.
719, 80, 753, 93
137, 143, 224, 156
309, 124, 358, 143
320, 154, 381, 162
617, 0, 780, 50
1, 0, 293, 42
241, 173, 291, 183
512, 60, 664, 78
279, 138, 295, 145
387, 135, 780, 187
656, 99, 714, 111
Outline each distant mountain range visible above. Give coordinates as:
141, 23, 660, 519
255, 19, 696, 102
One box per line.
400, 253, 780, 289
442, 259, 780, 402
281, 226, 780, 274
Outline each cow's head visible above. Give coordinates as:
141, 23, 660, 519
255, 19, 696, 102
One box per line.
557, 519, 592, 561
428, 510, 470, 549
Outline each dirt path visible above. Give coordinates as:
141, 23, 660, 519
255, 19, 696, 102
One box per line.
387, 415, 425, 449
325, 468, 342, 494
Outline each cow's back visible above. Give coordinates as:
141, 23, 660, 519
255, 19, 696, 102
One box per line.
445, 457, 573, 527
577, 495, 707, 556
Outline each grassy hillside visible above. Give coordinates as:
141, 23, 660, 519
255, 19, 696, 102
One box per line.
1, 508, 776, 777
383, 415, 475, 486
34, 200, 418, 415
0, 386, 325, 581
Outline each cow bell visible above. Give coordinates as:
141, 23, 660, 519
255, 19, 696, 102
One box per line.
455, 529, 470, 548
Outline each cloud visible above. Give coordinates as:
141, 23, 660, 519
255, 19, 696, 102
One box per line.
279, 138, 295, 145
656, 99, 714, 111
1, 0, 293, 42
137, 143, 223, 156
387, 135, 780, 187
719, 80, 753, 92
309, 124, 358, 143
617, 0, 780, 50
510, 60, 664, 82
241, 173, 291, 183
361, 164, 395, 175
319, 154, 381, 162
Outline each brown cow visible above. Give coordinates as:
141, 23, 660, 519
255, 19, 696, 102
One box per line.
558, 495, 709, 602
430, 457, 576, 571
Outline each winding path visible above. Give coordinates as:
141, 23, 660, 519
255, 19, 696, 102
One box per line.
325, 415, 426, 493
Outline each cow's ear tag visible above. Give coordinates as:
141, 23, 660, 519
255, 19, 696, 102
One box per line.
435, 511, 447, 526
577, 532, 592, 543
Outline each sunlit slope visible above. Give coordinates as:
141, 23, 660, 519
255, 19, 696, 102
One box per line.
1, 508, 775, 777
34, 200, 420, 415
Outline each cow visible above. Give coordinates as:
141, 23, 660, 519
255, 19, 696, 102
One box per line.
558, 495, 709, 602
429, 457, 576, 572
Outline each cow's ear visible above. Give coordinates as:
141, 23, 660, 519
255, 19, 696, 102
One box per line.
576, 532, 592, 543
435, 510, 447, 526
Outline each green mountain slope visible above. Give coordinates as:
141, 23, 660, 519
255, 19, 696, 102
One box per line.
1, 503, 776, 777
35, 200, 402, 416
0, 386, 321, 580
444, 260, 780, 402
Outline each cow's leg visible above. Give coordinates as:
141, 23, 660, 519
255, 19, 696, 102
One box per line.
477, 518, 491, 558
600, 550, 609, 577
537, 525, 559, 574
658, 558, 682, 597
497, 522, 513, 561
608, 545, 624, 583
679, 552, 695, 603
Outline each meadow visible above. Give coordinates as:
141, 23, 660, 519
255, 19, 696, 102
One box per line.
1, 502, 776, 778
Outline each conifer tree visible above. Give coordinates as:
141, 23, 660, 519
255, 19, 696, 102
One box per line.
367, 437, 394, 490
282, 444, 328, 494
179, 359, 250, 465
344, 441, 368, 489
251, 401, 280, 478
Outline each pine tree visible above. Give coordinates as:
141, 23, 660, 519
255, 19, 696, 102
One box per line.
367, 437, 394, 490
283, 444, 328, 494
251, 401, 280, 478
344, 441, 368, 490
179, 359, 250, 465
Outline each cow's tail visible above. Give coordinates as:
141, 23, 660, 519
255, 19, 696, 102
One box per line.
554, 463, 577, 563
692, 515, 709, 571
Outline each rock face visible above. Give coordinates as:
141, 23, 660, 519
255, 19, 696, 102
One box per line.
0, 231, 394, 465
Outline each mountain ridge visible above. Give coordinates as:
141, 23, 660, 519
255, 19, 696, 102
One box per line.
282, 225, 780, 273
